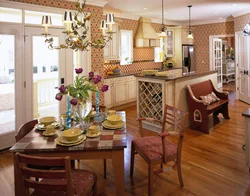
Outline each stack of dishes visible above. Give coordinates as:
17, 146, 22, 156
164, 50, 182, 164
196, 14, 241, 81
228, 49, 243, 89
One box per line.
35, 116, 60, 130
43, 125, 58, 136
56, 128, 86, 146
86, 125, 101, 138
102, 115, 125, 129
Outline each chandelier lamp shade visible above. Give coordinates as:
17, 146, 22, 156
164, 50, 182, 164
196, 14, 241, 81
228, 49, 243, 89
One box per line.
41, 0, 115, 51
41, 15, 52, 35
159, 0, 167, 38
187, 5, 193, 39
243, 23, 250, 36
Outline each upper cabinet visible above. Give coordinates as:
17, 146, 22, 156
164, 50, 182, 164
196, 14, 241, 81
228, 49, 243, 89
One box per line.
165, 29, 175, 57
104, 23, 120, 60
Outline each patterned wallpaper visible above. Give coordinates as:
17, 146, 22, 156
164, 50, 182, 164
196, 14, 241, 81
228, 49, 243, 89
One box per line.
10, 0, 106, 103
234, 13, 250, 32
194, 22, 234, 73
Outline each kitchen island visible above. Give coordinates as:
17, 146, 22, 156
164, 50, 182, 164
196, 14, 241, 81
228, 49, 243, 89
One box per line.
135, 70, 217, 132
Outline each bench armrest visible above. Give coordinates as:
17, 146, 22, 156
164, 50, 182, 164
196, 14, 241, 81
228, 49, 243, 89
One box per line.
186, 85, 208, 105
211, 82, 229, 99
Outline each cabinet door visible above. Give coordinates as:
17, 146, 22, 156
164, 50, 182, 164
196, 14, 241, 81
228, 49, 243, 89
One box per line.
104, 24, 120, 60
127, 76, 136, 101
114, 78, 127, 105
104, 79, 113, 108
166, 30, 174, 57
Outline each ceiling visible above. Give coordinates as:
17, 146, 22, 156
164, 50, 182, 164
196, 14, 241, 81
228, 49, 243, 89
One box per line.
103, 0, 250, 26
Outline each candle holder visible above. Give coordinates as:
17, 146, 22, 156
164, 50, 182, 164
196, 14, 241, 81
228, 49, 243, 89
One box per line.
66, 96, 71, 129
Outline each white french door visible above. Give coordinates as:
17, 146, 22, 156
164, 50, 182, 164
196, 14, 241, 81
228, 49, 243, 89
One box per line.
0, 24, 24, 149
236, 32, 250, 104
212, 38, 223, 88
24, 27, 73, 121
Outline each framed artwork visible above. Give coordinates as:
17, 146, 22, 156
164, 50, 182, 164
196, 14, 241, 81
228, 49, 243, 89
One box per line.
150, 39, 156, 47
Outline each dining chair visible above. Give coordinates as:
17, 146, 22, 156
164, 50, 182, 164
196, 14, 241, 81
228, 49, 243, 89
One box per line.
130, 104, 188, 196
15, 152, 97, 196
15, 119, 38, 142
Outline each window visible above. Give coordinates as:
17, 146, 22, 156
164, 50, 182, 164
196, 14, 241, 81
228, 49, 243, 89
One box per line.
120, 30, 133, 65
0, 7, 22, 23
25, 10, 63, 26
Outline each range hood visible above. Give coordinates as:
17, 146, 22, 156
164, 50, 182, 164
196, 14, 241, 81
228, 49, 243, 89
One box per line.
135, 17, 160, 47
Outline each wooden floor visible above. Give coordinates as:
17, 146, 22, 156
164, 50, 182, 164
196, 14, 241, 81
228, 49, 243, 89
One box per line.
1, 83, 250, 196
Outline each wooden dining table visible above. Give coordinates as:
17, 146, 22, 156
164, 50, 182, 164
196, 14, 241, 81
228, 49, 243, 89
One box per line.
10, 111, 127, 196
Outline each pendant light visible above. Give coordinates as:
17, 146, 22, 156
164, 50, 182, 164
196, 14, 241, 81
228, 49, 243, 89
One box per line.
187, 5, 194, 39
159, 0, 167, 37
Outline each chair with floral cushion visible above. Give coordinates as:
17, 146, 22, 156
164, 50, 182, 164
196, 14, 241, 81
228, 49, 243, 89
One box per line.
130, 104, 188, 196
15, 152, 97, 196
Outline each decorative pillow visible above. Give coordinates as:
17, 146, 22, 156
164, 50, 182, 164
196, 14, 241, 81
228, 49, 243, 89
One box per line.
200, 92, 220, 105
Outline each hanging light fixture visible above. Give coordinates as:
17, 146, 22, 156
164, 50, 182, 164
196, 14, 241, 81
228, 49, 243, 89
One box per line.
243, 23, 250, 36
159, 0, 167, 37
41, 0, 115, 51
187, 5, 193, 39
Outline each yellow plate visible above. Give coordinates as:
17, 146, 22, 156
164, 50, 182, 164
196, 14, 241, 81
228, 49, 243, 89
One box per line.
86, 131, 101, 138
43, 129, 58, 136
56, 136, 86, 146
59, 135, 84, 144
34, 122, 60, 130
102, 120, 125, 129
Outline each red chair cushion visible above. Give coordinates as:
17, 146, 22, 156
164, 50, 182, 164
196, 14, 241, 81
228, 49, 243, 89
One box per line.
31, 169, 96, 196
133, 136, 177, 161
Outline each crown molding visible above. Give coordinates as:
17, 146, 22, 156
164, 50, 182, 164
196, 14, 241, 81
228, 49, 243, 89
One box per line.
67, 0, 108, 7
232, 8, 250, 18
191, 18, 234, 26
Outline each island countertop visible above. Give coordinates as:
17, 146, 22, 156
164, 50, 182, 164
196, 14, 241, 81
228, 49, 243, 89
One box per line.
134, 70, 217, 81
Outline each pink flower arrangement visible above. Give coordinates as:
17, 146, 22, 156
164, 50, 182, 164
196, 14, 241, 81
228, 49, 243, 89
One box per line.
55, 68, 109, 105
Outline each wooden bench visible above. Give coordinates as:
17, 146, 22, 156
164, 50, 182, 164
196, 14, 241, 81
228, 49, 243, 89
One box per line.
186, 80, 229, 133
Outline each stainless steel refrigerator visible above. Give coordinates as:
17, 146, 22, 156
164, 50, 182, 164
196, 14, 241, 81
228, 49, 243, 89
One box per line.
182, 45, 195, 72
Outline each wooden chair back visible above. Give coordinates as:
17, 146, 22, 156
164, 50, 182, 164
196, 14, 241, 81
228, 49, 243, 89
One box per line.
161, 105, 188, 163
15, 119, 38, 142
15, 153, 73, 196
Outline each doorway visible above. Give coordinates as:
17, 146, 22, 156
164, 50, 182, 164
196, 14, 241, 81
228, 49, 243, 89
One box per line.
0, 24, 23, 149
209, 34, 235, 89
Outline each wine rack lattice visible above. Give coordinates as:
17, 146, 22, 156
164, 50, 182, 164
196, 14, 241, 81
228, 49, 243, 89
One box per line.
138, 81, 163, 126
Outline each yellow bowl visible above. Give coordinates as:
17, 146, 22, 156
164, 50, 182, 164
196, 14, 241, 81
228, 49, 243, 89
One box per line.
40, 116, 56, 126
88, 125, 98, 135
61, 128, 83, 141
107, 115, 122, 125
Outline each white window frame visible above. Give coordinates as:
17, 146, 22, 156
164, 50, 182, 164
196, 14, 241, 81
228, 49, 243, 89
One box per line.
120, 30, 133, 65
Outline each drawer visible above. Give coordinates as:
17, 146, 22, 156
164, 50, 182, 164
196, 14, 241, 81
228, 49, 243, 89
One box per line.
114, 77, 126, 83
126, 76, 136, 81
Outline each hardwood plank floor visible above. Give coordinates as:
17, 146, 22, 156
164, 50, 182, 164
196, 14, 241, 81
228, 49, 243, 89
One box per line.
1, 84, 250, 196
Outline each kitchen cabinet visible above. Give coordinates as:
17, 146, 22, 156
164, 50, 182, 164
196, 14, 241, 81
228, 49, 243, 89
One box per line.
113, 77, 127, 105
104, 23, 120, 60
104, 76, 136, 108
165, 29, 174, 57
104, 79, 113, 108
127, 76, 136, 102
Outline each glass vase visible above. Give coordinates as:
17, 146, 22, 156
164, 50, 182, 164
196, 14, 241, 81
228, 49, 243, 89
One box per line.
73, 99, 92, 131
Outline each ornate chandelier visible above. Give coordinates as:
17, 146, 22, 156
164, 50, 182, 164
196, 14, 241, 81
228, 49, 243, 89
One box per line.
41, 0, 115, 51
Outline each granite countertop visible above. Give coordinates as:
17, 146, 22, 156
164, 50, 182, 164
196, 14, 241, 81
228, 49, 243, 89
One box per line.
134, 70, 217, 81
242, 108, 250, 118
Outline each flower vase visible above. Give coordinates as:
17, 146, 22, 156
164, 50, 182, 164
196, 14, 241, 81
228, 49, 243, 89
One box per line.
74, 99, 92, 132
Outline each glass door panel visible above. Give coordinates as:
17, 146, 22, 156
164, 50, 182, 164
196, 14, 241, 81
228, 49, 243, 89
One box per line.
0, 35, 15, 130
0, 23, 23, 150
32, 36, 59, 118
